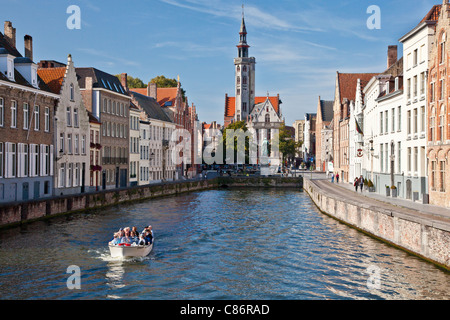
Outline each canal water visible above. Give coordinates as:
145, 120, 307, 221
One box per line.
0, 189, 449, 300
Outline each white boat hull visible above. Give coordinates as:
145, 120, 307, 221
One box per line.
109, 243, 153, 258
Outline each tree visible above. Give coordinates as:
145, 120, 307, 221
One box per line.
221, 121, 251, 165
278, 124, 301, 166
115, 74, 146, 89
150, 75, 186, 101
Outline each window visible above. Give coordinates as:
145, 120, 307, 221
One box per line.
407, 78, 411, 99
237, 76, 240, 85
34, 106, 39, 130
11, 100, 17, 128
66, 107, 72, 126
265, 114, 270, 123
413, 49, 418, 66
59, 164, 66, 188
440, 37, 445, 64
440, 161, 446, 192
385, 111, 388, 134
73, 108, 79, 127
380, 112, 383, 135
430, 107, 436, 142
420, 106, 425, 133
81, 135, 86, 155
413, 108, 418, 134
413, 75, 417, 97
414, 147, 418, 173
103, 98, 107, 112
407, 147, 412, 172
68, 134, 72, 154
74, 163, 79, 187
0, 143, 3, 177
380, 144, 384, 172
243, 76, 247, 85
431, 82, 435, 102
439, 105, 445, 142
44, 107, 50, 132
0, 97, 3, 126
440, 79, 445, 100
407, 110, 411, 135
397, 142, 401, 173
243, 102, 247, 113
420, 72, 425, 95
391, 108, 395, 132
59, 133, 65, 154
431, 160, 436, 190
23, 103, 29, 129
74, 134, 79, 154
70, 84, 74, 101
398, 106, 401, 131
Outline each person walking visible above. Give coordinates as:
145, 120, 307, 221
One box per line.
331, 173, 335, 183
359, 175, 364, 192
336, 173, 340, 183
354, 178, 359, 192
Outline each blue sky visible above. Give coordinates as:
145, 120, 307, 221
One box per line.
1, 0, 441, 126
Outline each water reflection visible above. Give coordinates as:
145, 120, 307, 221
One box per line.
0, 189, 449, 300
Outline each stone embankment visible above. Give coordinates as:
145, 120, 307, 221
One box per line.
0, 176, 303, 229
304, 178, 450, 270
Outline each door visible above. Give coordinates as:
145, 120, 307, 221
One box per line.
120, 169, 127, 188
102, 171, 106, 190
81, 163, 85, 193
406, 179, 412, 200
115, 167, 119, 189
34, 181, 40, 199
22, 183, 29, 201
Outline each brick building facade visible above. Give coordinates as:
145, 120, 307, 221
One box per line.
427, 1, 450, 208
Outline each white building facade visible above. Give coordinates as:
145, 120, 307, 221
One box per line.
399, 20, 434, 202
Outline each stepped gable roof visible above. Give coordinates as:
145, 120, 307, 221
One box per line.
420, 4, 441, 24
37, 67, 66, 94
130, 91, 172, 123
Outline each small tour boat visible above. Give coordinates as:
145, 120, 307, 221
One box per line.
109, 240, 154, 258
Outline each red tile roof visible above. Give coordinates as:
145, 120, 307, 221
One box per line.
337, 73, 378, 102
130, 87, 179, 108
224, 95, 280, 118
37, 67, 66, 94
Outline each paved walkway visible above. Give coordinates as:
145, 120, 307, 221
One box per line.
309, 176, 450, 224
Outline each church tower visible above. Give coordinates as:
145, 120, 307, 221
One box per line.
234, 8, 256, 122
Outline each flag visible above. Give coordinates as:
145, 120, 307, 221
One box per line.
355, 118, 363, 135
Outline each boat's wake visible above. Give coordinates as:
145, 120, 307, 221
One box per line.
88, 249, 154, 263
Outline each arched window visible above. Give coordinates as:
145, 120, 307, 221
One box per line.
265, 114, 270, 123
237, 76, 240, 84
243, 65, 247, 72
243, 76, 247, 85
70, 84, 74, 101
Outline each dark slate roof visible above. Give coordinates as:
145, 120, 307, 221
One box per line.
130, 91, 173, 123
305, 113, 317, 121
75, 67, 128, 96
320, 100, 334, 122
0, 32, 53, 93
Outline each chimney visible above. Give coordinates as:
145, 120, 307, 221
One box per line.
147, 82, 157, 100
4, 21, 16, 49
120, 73, 128, 93
387, 45, 398, 69
84, 76, 93, 113
24, 35, 33, 61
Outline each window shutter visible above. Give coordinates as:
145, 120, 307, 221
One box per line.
17, 143, 23, 178
40, 144, 45, 176
5, 142, 11, 178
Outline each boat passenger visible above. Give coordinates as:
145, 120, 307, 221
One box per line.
130, 231, 139, 244
109, 233, 121, 246
138, 234, 147, 246
144, 231, 153, 245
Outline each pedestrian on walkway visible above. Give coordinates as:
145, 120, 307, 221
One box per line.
359, 175, 364, 192
331, 173, 335, 183
336, 173, 340, 183
354, 178, 359, 192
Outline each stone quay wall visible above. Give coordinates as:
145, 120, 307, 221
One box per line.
304, 178, 450, 270
0, 176, 303, 229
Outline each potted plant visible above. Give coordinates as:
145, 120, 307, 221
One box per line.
367, 180, 375, 192
391, 186, 397, 198
385, 185, 390, 197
